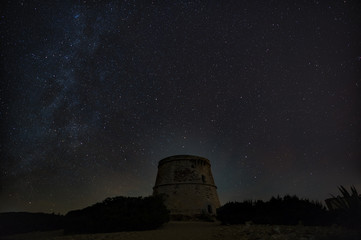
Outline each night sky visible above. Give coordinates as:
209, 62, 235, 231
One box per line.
1, 0, 360, 214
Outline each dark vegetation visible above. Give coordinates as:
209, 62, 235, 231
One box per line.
1, 186, 359, 236
328, 185, 361, 228
0, 212, 64, 236
217, 186, 361, 229
217, 195, 330, 226
64, 195, 169, 234
0, 195, 169, 236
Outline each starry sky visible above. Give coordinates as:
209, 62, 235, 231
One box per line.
1, 0, 360, 214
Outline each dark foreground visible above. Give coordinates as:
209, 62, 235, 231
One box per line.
1, 221, 360, 240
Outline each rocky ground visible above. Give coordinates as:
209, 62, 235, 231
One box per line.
1, 221, 360, 240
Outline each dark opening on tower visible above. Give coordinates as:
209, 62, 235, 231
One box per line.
208, 205, 212, 213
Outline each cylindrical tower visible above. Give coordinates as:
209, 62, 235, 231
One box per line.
153, 155, 220, 217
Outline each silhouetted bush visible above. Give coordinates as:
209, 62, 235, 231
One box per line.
328, 186, 361, 229
216, 200, 254, 224
0, 212, 64, 236
217, 195, 331, 226
64, 195, 169, 234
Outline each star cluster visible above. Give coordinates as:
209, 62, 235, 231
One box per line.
1, 1, 360, 213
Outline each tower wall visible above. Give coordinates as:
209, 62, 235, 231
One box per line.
153, 155, 220, 217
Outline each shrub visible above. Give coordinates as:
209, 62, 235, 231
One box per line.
217, 195, 330, 226
217, 200, 254, 224
64, 195, 169, 234
329, 185, 361, 228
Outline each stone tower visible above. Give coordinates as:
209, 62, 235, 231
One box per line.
153, 155, 221, 218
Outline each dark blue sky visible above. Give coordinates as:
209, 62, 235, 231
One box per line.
1, 0, 360, 214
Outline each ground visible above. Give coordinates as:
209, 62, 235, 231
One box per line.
1, 221, 360, 240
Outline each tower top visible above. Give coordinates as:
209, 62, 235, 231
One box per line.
158, 155, 210, 167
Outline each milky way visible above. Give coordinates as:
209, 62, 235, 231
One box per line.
1, 1, 360, 213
